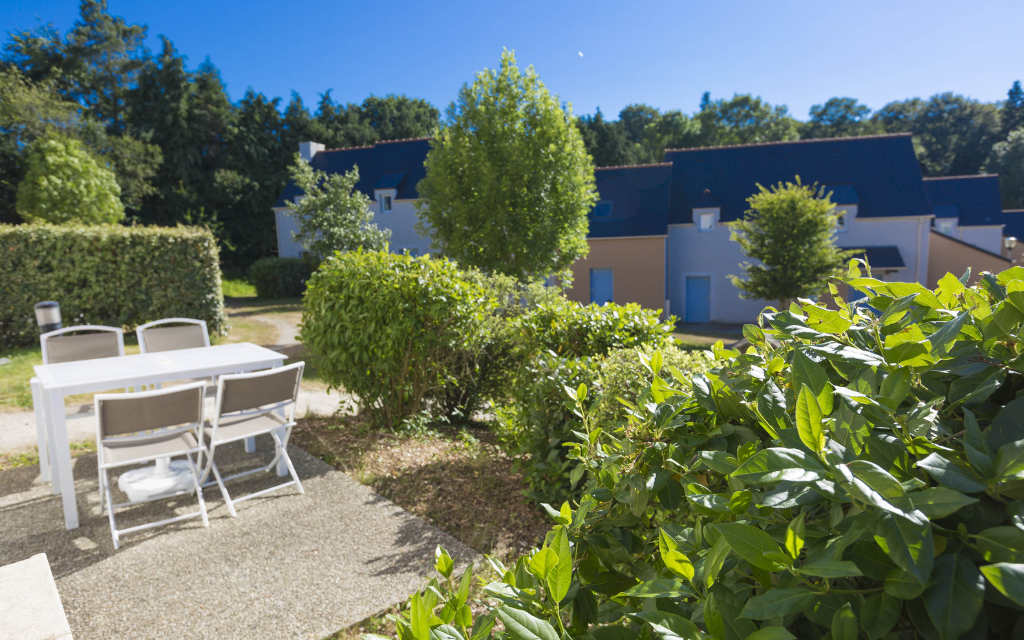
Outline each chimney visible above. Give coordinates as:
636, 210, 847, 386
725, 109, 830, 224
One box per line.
299, 141, 325, 162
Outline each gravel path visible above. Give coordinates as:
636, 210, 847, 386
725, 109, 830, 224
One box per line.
0, 438, 479, 639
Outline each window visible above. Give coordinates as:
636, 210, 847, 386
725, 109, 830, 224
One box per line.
835, 211, 847, 233
381, 196, 392, 212
936, 219, 955, 236
592, 201, 613, 219
699, 213, 715, 232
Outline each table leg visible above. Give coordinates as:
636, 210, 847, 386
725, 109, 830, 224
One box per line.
47, 389, 79, 530
30, 378, 50, 483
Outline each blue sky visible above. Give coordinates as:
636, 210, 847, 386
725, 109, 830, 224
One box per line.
2, 0, 1022, 121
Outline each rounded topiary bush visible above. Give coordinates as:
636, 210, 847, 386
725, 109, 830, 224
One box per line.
247, 257, 314, 298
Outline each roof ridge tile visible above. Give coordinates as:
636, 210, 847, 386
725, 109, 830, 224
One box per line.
665, 132, 912, 153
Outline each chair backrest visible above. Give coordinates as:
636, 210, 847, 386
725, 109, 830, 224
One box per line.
216, 362, 304, 418
137, 318, 210, 354
96, 382, 205, 439
41, 325, 125, 365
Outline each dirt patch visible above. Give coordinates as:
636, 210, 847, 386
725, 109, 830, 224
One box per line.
291, 417, 550, 561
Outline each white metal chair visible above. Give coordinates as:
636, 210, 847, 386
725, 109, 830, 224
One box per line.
95, 382, 210, 549
136, 318, 210, 354
31, 325, 125, 482
200, 362, 305, 517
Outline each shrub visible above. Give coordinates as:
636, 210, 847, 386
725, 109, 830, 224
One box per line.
247, 257, 314, 298
300, 250, 492, 428
382, 263, 1024, 640
0, 223, 226, 348
513, 300, 675, 359
593, 342, 713, 426
17, 135, 125, 225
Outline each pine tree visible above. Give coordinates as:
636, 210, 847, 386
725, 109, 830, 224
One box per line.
1003, 80, 1024, 137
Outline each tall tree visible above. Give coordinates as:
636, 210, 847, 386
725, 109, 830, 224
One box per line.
985, 128, 1024, 210
576, 108, 640, 167
3, 0, 148, 134
360, 94, 439, 140
1003, 80, 1024, 137
728, 178, 851, 308
874, 93, 1000, 176
619, 104, 660, 144
802, 97, 880, 139
696, 93, 799, 146
641, 109, 700, 158
314, 91, 375, 148
416, 49, 596, 281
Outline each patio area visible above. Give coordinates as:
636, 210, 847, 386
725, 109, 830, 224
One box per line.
0, 436, 478, 639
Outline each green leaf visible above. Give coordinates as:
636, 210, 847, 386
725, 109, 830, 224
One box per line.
796, 385, 824, 453
628, 611, 701, 640
831, 603, 858, 640
618, 579, 692, 599
455, 606, 472, 629
663, 549, 695, 582
704, 535, 730, 588
754, 380, 788, 438
980, 563, 1024, 607
742, 628, 796, 640
785, 512, 805, 560
546, 527, 572, 602
884, 568, 926, 600
714, 522, 787, 571
996, 439, 1024, 480
456, 565, 474, 607
839, 460, 913, 515
860, 593, 901, 640
529, 548, 558, 581
431, 625, 467, 640
587, 627, 639, 640
797, 559, 863, 578
974, 527, 1024, 563
909, 487, 979, 519
496, 608, 559, 640
871, 511, 934, 585
917, 453, 987, 493
729, 490, 753, 514
435, 546, 454, 579
792, 350, 834, 413
921, 554, 985, 640
804, 304, 853, 334
540, 503, 571, 525
928, 309, 971, 356
732, 447, 827, 484
410, 592, 431, 640
738, 588, 816, 619
988, 396, 1024, 451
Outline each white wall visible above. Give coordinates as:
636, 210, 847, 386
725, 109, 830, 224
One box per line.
275, 198, 433, 258
667, 215, 932, 324
957, 226, 1003, 255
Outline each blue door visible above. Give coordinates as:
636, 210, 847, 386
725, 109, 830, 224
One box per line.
686, 276, 711, 323
590, 269, 614, 305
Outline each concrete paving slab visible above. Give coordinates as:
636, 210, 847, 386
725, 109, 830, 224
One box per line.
0, 440, 478, 640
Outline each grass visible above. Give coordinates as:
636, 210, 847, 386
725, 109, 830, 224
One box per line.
0, 440, 95, 471
672, 329, 743, 352
221, 267, 257, 298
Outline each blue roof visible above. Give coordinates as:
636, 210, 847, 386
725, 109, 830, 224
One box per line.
839, 245, 906, 270
923, 175, 1004, 228
932, 203, 960, 219
998, 210, 1024, 239
274, 138, 432, 207
589, 164, 672, 238
664, 134, 931, 225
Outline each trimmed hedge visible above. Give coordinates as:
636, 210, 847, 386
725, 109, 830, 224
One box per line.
247, 257, 315, 299
0, 223, 227, 348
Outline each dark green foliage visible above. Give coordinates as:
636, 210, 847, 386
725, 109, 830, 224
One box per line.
986, 129, 1024, 210
391, 261, 1024, 640
575, 109, 647, 167
1002, 81, 1024, 137
802, 97, 881, 140
696, 93, 800, 146
0, 223, 226, 348
246, 257, 314, 299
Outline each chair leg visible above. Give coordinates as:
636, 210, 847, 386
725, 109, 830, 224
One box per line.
186, 454, 209, 528
102, 469, 119, 550
210, 462, 237, 517
30, 378, 50, 482
271, 429, 304, 495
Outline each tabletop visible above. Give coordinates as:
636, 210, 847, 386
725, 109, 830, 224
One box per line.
33, 342, 287, 394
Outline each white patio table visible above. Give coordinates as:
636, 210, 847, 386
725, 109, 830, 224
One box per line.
32, 342, 288, 530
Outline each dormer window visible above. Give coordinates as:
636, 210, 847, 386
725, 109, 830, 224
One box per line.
699, 213, 714, 232
936, 219, 956, 236
592, 201, 613, 219
381, 196, 392, 213
836, 212, 846, 232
